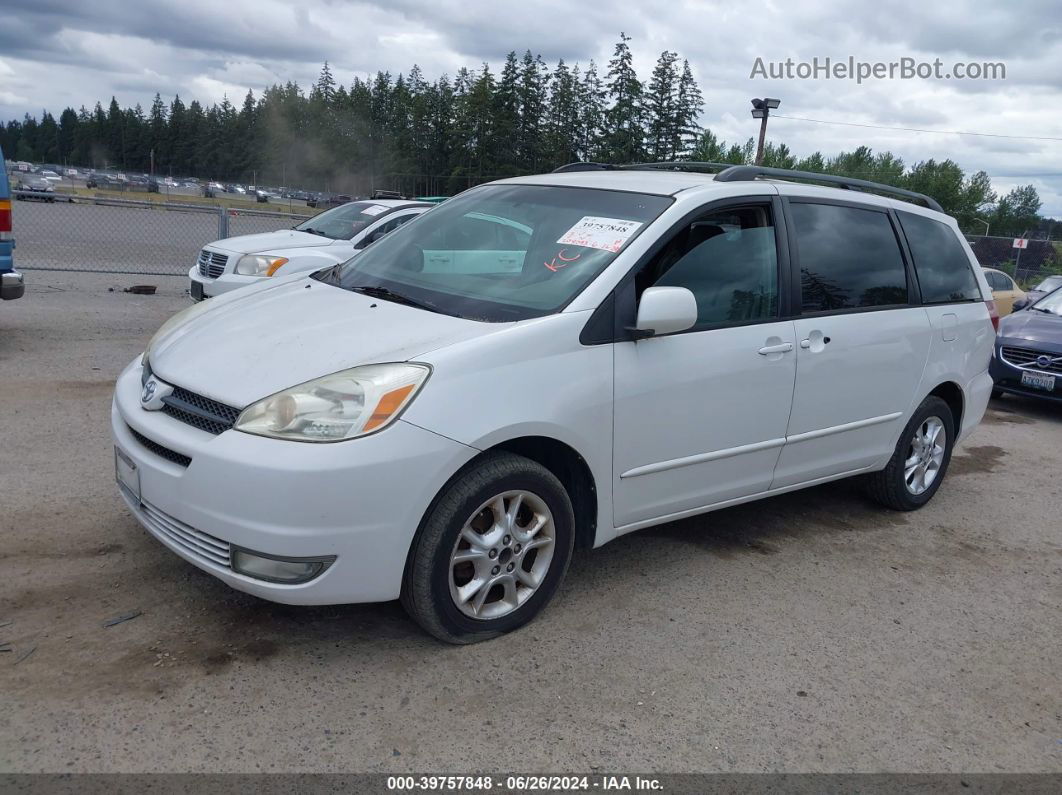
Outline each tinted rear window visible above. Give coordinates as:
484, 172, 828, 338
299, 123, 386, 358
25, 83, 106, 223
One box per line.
897, 212, 981, 303
790, 202, 909, 313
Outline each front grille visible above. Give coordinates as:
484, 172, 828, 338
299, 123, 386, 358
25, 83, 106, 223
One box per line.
1001, 346, 1062, 375
138, 500, 231, 569
197, 249, 228, 278
127, 425, 192, 467
161, 386, 241, 435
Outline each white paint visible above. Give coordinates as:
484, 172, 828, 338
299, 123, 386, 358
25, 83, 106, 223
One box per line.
114, 169, 995, 608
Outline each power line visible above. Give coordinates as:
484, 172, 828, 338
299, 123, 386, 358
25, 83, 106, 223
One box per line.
772, 114, 1062, 143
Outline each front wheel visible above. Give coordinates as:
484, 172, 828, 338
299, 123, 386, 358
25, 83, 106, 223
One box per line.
865, 396, 956, 511
401, 452, 575, 644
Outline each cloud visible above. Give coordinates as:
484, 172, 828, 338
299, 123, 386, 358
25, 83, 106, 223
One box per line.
3, 0, 1062, 214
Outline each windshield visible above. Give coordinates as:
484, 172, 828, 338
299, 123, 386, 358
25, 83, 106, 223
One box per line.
295, 201, 398, 240
1034, 275, 1062, 293
315, 184, 672, 321
1031, 286, 1062, 315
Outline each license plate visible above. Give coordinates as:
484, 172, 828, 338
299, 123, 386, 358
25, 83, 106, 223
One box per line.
190, 280, 204, 301
115, 446, 141, 504
1021, 370, 1056, 391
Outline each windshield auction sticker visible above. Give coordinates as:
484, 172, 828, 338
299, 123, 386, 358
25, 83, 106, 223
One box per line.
361, 204, 388, 216
557, 216, 643, 253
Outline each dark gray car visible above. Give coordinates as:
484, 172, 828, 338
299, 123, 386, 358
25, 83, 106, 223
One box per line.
990, 286, 1062, 402
1012, 274, 1062, 311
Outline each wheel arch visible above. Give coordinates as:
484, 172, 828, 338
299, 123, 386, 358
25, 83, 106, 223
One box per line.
926, 380, 964, 430
486, 436, 598, 551
408, 434, 600, 568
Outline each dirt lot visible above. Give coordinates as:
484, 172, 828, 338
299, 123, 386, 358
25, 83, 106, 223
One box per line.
1, 271, 1060, 774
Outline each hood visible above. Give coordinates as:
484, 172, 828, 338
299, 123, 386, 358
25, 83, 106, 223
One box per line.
149, 277, 499, 407
211, 230, 335, 255
998, 309, 1062, 347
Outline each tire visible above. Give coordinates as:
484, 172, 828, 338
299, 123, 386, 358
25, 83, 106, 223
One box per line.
991, 388, 1004, 400
401, 451, 575, 644
865, 396, 956, 511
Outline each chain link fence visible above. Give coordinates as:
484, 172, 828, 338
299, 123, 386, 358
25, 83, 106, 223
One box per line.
10, 195, 312, 276
12, 192, 1061, 285
964, 234, 1060, 284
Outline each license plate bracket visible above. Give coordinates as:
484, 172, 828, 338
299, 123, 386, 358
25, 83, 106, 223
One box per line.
115, 446, 141, 504
190, 280, 204, 301
1021, 370, 1056, 392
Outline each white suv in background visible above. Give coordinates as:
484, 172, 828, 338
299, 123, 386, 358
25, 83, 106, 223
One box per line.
188, 199, 431, 300
115, 163, 995, 643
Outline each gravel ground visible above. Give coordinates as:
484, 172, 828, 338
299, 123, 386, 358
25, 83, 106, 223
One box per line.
1, 271, 1060, 774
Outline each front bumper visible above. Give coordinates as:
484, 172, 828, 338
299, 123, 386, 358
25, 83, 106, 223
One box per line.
990, 341, 1062, 402
1, 270, 25, 300
188, 265, 265, 301
111, 358, 477, 604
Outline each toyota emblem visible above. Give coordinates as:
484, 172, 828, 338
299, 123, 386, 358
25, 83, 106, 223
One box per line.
141, 380, 157, 403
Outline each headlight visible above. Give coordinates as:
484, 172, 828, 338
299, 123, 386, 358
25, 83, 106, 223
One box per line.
141, 298, 216, 366
234, 363, 431, 442
235, 254, 289, 276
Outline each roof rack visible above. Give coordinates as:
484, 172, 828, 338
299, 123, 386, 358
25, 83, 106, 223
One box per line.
550, 161, 943, 212
552, 161, 734, 174
714, 165, 943, 212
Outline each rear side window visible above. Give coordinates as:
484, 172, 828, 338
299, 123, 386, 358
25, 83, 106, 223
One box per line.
790, 202, 908, 313
897, 212, 981, 303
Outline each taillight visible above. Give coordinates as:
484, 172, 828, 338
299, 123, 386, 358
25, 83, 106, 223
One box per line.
986, 299, 999, 332
0, 199, 11, 239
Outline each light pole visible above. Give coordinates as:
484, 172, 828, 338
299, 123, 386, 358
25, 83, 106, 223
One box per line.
974, 217, 990, 236
751, 98, 780, 166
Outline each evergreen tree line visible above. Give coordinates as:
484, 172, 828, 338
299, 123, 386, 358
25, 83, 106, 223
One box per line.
0, 33, 1051, 238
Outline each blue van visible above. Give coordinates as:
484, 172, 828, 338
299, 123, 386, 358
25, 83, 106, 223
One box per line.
1, 146, 24, 301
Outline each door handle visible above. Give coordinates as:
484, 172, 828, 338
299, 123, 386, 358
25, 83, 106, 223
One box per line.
758, 342, 794, 355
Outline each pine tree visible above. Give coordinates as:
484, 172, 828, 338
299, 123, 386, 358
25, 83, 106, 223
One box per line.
545, 59, 580, 167
602, 33, 644, 163
494, 52, 520, 174
645, 50, 678, 161
517, 51, 548, 171
577, 61, 606, 161
311, 62, 336, 102
674, 60, 703, 158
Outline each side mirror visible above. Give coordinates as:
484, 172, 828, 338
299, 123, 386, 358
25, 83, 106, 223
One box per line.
631, 286, 698, 339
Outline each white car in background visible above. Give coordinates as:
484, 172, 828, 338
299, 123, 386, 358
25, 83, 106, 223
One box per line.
188, 199, 432, 300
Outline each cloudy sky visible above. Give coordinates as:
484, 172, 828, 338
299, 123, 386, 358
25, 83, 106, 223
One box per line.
3, 0, 1062, 216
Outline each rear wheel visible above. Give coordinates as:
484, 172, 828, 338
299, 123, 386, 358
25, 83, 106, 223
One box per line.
401, 452, 575, 644
865, 396, 955, 511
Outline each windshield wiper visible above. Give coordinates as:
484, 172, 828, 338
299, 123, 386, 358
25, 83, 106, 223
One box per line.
349, 285, 439, 313
299, 226, 329, 237
1029, 306, 1053, 313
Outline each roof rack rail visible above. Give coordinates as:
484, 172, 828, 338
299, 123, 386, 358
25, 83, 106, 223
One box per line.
551, 161, 943, 213
715, 165, 943, 212
552, 162, 619, 173
552, 161, 735, 175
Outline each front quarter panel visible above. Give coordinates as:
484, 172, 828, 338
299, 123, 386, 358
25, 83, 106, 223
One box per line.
402, 311, 614, 542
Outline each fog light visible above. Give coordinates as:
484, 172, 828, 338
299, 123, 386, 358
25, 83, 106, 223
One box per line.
231, 548, 335, 584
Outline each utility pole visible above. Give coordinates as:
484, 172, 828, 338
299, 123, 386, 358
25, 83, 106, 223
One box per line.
750, 98, 780, 166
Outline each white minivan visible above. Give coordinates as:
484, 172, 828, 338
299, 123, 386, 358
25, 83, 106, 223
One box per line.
114, 164, 995, 643
188, 199, 431, 300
